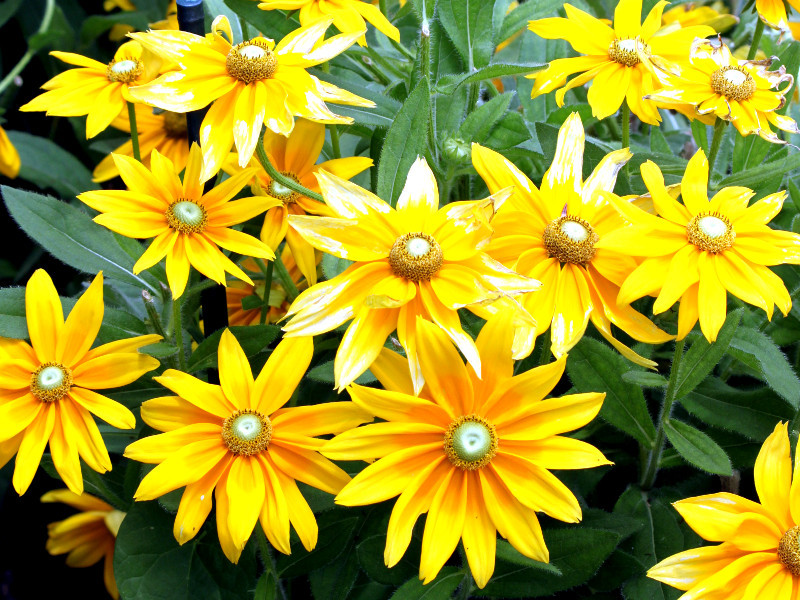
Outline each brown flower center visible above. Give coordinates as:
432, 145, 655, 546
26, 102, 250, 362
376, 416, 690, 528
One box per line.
686, 212, 735, 253
543, 215, 598, 265
30, 363, 73, 403
106, 58, 144, 84
388, 232, 443, 282
162, 111, 188, 139
267, 172, 301, 204
221, 409, 272, 456
779, 526, 800, 576
226, 40, 277, 84
608, 37, 650, 67
443, 415, 498, 470
710, 66, 756, 102
166, 199, 207, 234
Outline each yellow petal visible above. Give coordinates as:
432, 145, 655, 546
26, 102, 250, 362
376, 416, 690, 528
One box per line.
26, 269, 64, 363
419, 468, 467, 584
13, 402, 56, 495
754, 422, 793, 531
226, 456, 266, 553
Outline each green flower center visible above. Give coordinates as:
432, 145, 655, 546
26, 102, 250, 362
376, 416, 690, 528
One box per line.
166, 199, 207, 234
388, 232, 443, 282
710, 66, 756, 102
444, 415, 498, 470
543, 215, 598, 265
221, 409, 272, 456
778, 526, 800, 576
30, 362, 73, 403
686, 212, 735, 253
226, 39, 277, 84
106, 58, 144, 83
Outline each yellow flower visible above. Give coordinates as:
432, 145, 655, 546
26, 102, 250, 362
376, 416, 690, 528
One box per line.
78, 143, 277, 298
649, 422, 800, 599
755, 0, 800, 31
661, 1, 738, 33
128, 16, 374, 182
472, 113, 672, 367
527, 0, 714, 125
596, 148, 800, 342
257, 0, 400, 46
124, 330, 370, 563
0, 270, 161, 496
150, 0, 178, 30
283, 157, 540, 392
325, 315, 610, 588
0, 124, 20, 179
42, 489, 125, 599
93, 104, 189, 183
19, 41, 161, 138
225, 118, 372, 286
647, 39, 799, 144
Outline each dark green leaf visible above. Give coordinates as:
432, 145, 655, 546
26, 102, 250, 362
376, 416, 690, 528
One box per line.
621, 371, 668, 388
224, 0, 299, 38
390, 567, 463, 600
79, 13, 150, 43
435, 63, 544, 93
315, 72, 402, 129
321, 254, 353, 280
663, 419, 732, 475
254, 572, 278, 600
309, 549, 361, 600
356, 532, 419, 586
458, 93, 514, 144
186, 325, 279, 372
277, 511, 360, 577
308, 360, 376, 385
0, 0, 23, 28
497, 0, 554, 45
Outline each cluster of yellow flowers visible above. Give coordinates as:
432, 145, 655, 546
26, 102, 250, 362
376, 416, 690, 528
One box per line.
4, 0, 800, 597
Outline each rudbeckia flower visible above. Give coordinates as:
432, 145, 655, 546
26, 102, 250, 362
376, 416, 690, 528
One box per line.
527, 0, 714, 125
128, 16, 375, 182
282, 157, 540, 393
649, 422, 800, 599
596, 148, 800, 342
647, 38, 799, 144
661, 1, 738, 33
19, 41, 161, 138
0, 270, 160, 496
256, 0, 400, 46
225, 118, 372, 286
78, 143, 277, 298
42, 489, 125, 599
0, 124, 20, 179
124, 330, 370, 563
472, 113, 672, 367
93, 104, 189, 183
755, 0, 800, 31
324, 316, 610, 588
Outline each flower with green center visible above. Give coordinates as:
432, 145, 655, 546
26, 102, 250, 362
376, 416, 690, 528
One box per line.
124, 330, 371, 563
324, 314, 610, 588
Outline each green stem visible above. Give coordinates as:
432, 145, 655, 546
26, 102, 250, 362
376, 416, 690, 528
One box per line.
747, 18, 765, 61
270, 256, 299, 302
707, 118, 726, 178
621, 100, 631, 150
254, 135, 324, 202
640, 338, 686, 489
538, 333, 552, 366
329, 125, 341, 159
260, 260, 274, 325
128, 102, 141, 162
172, 294, 186, 371
0, 0, 54, 97
184, 278, 220, 298
256, 527, 288, 600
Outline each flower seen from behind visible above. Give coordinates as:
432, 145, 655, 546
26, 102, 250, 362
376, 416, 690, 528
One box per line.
324, 315, 610, 587
472, 112, 672, 367
596, 148, 800, 342
78, 143, 277, 298
124, 330, 371, 563
527, 0, 714, 125
649, 422, 800, 599
129, 16, 375, 181
0, 270, 160, 495
42, 489, 125, 599
19, 41, 161, 138
283, 156, 540, 393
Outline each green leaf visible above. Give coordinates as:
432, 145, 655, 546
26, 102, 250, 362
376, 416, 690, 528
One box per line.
356, 532, 419, 586
673, 308, 741, 400
494, 540, 561, 575
203, 0, 242, 41
567, 337, 657, 447
315, 72, 402, 129
390, 567, 463, 600
718, 152, 800, 190
376, 78, 431, 206
321, 254, 353, 280
115, 501, 258, 600
254, 572, 278, 600
224, 0, 300, 38
435, 63, 544, 93
458, 93, 514, 143
497, 0, 554, 45
2, 186, 165, 295
309, 549, 361, 600
438, 0, 496, 69
79, 13, 150, 43
186, 325, 279, 372
621, 370, 668, 388
277, 511, 360, 577
663, 419, 733, 475
7, 131, 98, 198
727, 325, 800, 409
308, 360, 376, 385
0, 0, 23, 29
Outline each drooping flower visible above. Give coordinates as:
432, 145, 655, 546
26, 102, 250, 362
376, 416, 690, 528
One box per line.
596, 148, 800, 342
324, 315, 610, 588
224, 118, 372, 286
0, 270, 160, 495
0, 124, 20, 179
527, 0, 714, 125
754, 0, 800, 31
471, 112, 672, 367
124, 330, 370, 563
78, 143, 277, 298
256, 0, 400, 46
19, 41, 161, 138
128, 16, 374, 181
282, 156, 540, 393
649, 422, 800, 599
661, 1, 738, 33
93, 104, 189, 183
42, 489, 125, 599
647, 38, 799, 144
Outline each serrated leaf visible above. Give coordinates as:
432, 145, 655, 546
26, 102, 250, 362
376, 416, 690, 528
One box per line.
621, 370, 668, 388
719, 152, 800, 189
435, 63, 544, 93
458, 92, 514, 144
497, 0, 554, 46
186, 325, 279, 372
438, 0, 496, 69
309, 548, 360, 600
663, 419, 732, 475
390, 567, 464, 600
